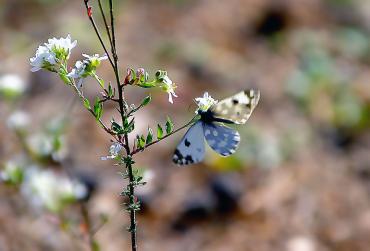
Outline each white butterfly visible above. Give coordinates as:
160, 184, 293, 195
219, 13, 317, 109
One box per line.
173, 89, 260, 165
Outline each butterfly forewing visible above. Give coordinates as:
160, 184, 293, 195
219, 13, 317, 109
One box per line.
203, 123, 240, 156
211, 89, 260, 124
173, 121, 205, 165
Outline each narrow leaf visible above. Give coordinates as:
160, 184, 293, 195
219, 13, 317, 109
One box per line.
165, 116, 174, 134
83, 98, 90, 109
141, 95, 152, 107
94, 97, 103, 120
146, 128, 153, 144
157, 124, 163, 139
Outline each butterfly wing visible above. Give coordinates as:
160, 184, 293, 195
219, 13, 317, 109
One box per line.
210, 89, 260, 124
203, 123, 240, 156
173, 121, 205, 165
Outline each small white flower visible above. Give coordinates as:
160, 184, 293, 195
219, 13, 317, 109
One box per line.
0, 160, 24, 185
101, 142, 123, 160
67, 54, 107, 89
21, 167, 87, 212
67, 60, 86, 88
82, 53, 108, 64
46, 34, 77, 58
30, 34, 77, 72
27, 133, 54, 157
7, 111, 30, 130
161, 75, 178, 104
195, 92, 217, 112
0, 74, 26, 98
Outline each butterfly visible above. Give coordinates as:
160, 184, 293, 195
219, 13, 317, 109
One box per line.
173, 89, 260, 165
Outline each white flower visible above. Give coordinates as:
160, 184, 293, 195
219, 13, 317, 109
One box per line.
30, 34, 77, 72
101, 142, 123, 160
0, 74, 26, 98
0, 160, 24, 185
21, 167, 87, 212
45, 34, 77, 59
67, 54, 107, 89
195, 92, 217, 112
161, 75, 177, 104
67, 60, 86, 88
82, 53, 108, 64
27, 133, 54, 157
7, 111, 30, 130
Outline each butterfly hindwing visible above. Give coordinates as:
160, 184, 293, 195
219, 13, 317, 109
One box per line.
203, 122, 240, 156
173, 121, 205, 165
210, 89, 260, 124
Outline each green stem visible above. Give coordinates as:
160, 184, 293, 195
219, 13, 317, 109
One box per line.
108, 1, 137, 250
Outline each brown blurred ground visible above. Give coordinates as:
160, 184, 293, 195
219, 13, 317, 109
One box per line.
1, 0, 370, 250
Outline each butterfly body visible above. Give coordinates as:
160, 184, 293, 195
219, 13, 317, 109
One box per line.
173, 89, 260, 166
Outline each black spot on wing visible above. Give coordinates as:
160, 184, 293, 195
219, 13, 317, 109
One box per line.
173, 149, 195, 165
185, 139, 191, 147
232, 99, 239, 105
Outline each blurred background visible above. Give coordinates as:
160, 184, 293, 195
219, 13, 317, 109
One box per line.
1, 0, 370, 250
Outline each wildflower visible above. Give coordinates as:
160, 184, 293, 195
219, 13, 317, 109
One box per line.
21, 168, 87, 212
67, 53, 107, 88
0, 160, 24, 185
101, 142, 123, 160
67, 61, 86, 88
0, 74, 26, 98
7, 111, 30, 131
160, 75, 178, 104
30, 34, 77, 72
195, 92, 217, 112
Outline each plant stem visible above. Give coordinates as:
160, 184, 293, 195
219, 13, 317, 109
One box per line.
81, 203, 96, 251
107, 1, 137, 250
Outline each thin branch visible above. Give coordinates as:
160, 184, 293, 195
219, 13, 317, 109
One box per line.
131, 117, 197, 155
80, 203, 96, 251
83, 0, 114, 68
97, 0, 114, 48
107, 1, 137, 250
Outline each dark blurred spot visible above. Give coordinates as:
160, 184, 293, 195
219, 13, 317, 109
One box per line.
76, 173, 98, 202
171, 196, 213, 233
254, 8, 288, 37
321, 127, 355, 150
210, 175, 241, 215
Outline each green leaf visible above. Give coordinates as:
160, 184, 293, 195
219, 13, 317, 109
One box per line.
124, 118, 135, 134
165, 116, 174, 134
59, 72, 71, 85
83, 98, 91, 109
141, 95, 152, 107
108, 83, 113, 97
157, 124, 164, 139
146, 128, 153, 144
93, 97, 103, 120
111, 120, 124, 135
136, 135, 145, 149
98, 77, 105, 89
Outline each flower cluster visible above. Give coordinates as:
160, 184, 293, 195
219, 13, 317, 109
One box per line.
21, 167, 87, 212
195, 92, 217, 112
68, 54, 108, 88
30, 34, 77, 72
101, 142, 123, 160
0, 74, 26, 99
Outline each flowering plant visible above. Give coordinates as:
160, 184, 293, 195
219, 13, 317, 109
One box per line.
27, 1, 203, 250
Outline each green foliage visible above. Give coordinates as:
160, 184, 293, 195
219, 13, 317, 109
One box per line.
141, 95, 152, 107
146, 128, 153, 144
83, 98, 90, 109
165, 116, 174, 134
157, 124, 164, 139
93, 97, 103, 120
